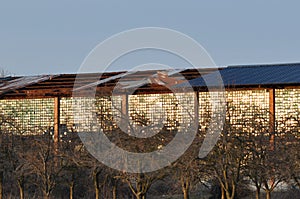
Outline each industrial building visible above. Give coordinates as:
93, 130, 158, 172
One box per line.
0, 63, 299, 141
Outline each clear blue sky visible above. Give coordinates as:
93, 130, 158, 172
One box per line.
1, 0, 300, 75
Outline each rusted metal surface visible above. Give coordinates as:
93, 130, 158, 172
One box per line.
121, 94, 129, 132
0, 68, 214, 99
0, 75, 58, 96
74, 71, 130, 91
194, 91, 199, 126
269, 88, 275, 150
54, 97, 60, 143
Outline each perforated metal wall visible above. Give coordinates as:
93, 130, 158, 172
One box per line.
0, 98, 54, 135
198, 90, 269, 134
128, 93, 194, 131
276, 89, 300, 138
0, 89, 299, 137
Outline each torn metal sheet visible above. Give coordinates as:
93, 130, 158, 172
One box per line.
0, 75, 59, 95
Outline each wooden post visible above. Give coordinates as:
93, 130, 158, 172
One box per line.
269, 89, 275, 150
121, 94, 129, 170
194, 91, 199, 130
54, 97, 60, 143
268, 88, 276, 188
121, 94, 129, 132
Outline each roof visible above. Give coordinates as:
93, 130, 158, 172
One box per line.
0, 75, 58, 96
0, 68, 214, 99
2, 63, 300, 99
183, 63, 300, 89
0, 76, 17, 82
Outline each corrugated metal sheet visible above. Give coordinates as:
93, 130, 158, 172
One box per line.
181, 63, 300, 88
0, 76, 17, 82
74, 69, 187, 91
0, 75, 58, 95
0, 68, 207, 99
73, 71, 129, 91
120, 69, 185, 89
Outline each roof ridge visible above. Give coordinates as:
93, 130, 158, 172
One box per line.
227, 62, 300, 69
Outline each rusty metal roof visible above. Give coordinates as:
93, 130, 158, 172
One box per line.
0, 68, 216, 99
0, 75, 58, 96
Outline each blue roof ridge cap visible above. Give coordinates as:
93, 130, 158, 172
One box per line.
227, 62, 300, 69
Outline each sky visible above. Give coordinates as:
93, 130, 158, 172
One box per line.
0, 0, 300, 75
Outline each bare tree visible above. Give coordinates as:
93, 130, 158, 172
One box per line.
207, 121, 249, 199
7, 135, 34, 199
278, 115, 300, 190
244, 116, 292, 199
0, 114, 22, 199
172, 159, 204, 199
285, 130, 300, 189
0, 118, 11, 199
243, 109, 270, 199
0, 68, 14, 77
26, 133, 64, 199
245, 136, 288, 199
59, 135, 91, 199
171, 134, 209, 199
117, 171, 165, 199
288, 140, 300, 189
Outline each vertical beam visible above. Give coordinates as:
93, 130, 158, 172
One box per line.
54, 97, 60, 143
194, 91, 199, 129
120, 95, 129, 171
269, 88, 275, 150
121, 94, 129, 132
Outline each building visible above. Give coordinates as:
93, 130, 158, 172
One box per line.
0, 63, 299, 141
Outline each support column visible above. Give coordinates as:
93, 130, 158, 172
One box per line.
121, 94, 129, 171
54, 97, 60, 143
194, 91, 199, 130
269, 89, 275, 150
121, 94, 129, 132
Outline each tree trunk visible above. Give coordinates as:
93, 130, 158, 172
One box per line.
93, 173, 100, 199
134, 193, 141, 199
69, 182, 74, 199
44, 192, 50, 199
265, 190, 271, 199
181, 177, 190, 199
17, 179, 24, 199
255, 188, 261, 199
134, 193, 146, 199
223, 184, 235, 199
221, 187, 225, 199
226, 191, 232, 199
224, 186, 233, 199
112, 184, 117, 199
43, 183, 52, 199
0, 171, 3, 199
183, 188, 189, 199
95, 186, 100, 199
230, 184, 236, 199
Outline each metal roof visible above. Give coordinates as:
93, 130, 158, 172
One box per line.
0, 75, 58, 95
0, 68, 212, 99
0, 76, 17, 82
4, 63, 299, 98
183, 63, 300, 88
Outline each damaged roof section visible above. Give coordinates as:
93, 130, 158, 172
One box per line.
0, 75, 58, 96
0, 67, 216, 99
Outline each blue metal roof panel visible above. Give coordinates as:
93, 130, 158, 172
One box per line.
184, 63, 300, 88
